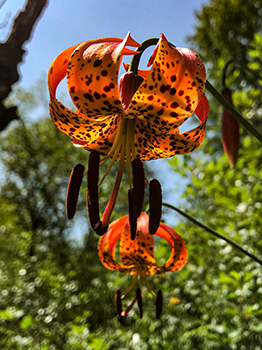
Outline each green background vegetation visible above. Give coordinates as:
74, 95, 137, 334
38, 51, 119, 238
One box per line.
0, 0, 262, 348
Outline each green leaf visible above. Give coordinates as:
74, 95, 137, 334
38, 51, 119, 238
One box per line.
230, 270, 241, 281
20, 315, 33, 329
0, 310, 13, 320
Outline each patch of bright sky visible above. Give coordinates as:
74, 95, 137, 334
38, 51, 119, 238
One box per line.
0, 0, 209, 234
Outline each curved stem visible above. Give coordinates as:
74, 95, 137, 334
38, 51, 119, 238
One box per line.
129, 38, 159, 74
162, 202, 262, 267
206, 80, 262, 143
222, 59, 234, 87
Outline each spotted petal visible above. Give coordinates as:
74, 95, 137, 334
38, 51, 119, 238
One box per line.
98, 212, 188, 276
120, 212, 156, 274
67, 33, 140, 120
155, 223, 188, 273
126, 33, 206, 135
133, 93, 209, 161
48, 42, 121, 155
98, 215, 132, 273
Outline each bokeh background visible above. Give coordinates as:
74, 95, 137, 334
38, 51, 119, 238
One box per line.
0, 0, 262, 349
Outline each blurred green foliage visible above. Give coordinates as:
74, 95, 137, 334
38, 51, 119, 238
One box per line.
0, 0, 262, 348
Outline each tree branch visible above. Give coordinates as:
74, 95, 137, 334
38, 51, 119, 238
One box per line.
0, 0, 48, 131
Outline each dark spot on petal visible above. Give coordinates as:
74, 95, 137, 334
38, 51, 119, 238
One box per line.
94, 59, 102, 67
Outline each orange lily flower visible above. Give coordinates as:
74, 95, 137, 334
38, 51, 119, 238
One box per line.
48, 33, 209, 233
98, 212, 188, 319
48, 32, 208, 162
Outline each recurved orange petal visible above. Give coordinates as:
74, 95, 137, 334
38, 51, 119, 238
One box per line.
120, 213, 155, 274
133, 93, 208, 161
155, 223, 187, 273
126, 34, 206, 135
48, 43, 120, 155
67, 33, 140, 120
98, 215, 129, 271
49, 93, 119, 155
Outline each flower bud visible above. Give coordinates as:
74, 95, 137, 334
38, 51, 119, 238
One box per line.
221, 87, 240, 168
119, 72, 143, 110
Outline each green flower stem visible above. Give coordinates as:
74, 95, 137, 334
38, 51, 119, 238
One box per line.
206, 80, 262, 143
162, 202, 262, 266
222, 59, 234, 87
129, 38, 158, 75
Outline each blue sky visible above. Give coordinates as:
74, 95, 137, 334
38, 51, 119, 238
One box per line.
0, 0, 208, 229
1, 0, 208, 88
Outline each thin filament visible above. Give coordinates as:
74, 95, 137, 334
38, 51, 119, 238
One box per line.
125, 121, 133, 189
98, 139, 123, 187
100, 155, 125, 227
121, 274, 138, 298
128, 119, 137, 159
120, 296, 137, 317
144, 275, 156, 297
100, 116, 126, 166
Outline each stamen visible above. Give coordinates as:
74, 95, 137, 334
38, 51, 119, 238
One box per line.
121, 274, 138, 298
120, 295, 137, 318
149, 179, 162, 234
98, 139, 122, 187
66, 163, 85, 220
128, 158, 144, 240
128, 189, 137, 240
86, 150, 100, 233
125, 148, 133, 190
136, 288, 143, 319
128, 119, 137, 160
156, 290, 163, 319
132, 158, 145, 219
100, 116, 125, 166
125, 120, 133, 190
115, 290, 123, 320
144, 274, 156, 297
100, 156, 125, 232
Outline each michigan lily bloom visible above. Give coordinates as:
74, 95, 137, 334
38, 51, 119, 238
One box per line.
98, 212, 188, 319
48, 33, 209, 233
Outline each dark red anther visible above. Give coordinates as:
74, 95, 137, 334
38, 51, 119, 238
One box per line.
136, 288, 143, 319
132, 158, 145, 219
86, 150, 100, 233
66, 163, 85, 220
94, 220, 108, 236
128, 189, 137, 240
156, 290, 163, 319
149, 179, 162, 234
115, 290, 123, 320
